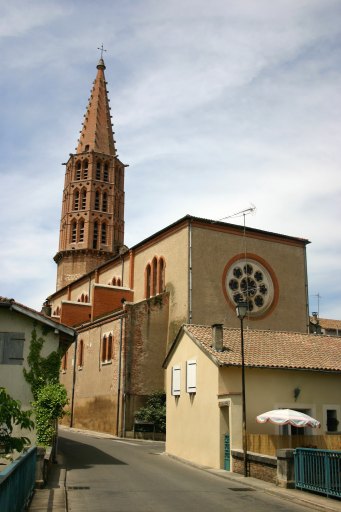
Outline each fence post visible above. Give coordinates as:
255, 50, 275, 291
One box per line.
276, 449, 295, 488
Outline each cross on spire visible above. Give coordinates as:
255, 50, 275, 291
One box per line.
97, 44, 107, 59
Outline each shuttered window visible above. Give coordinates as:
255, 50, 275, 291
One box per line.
186, 359, 197, 393
172, 365, 181, 396
0, 332, 25, 365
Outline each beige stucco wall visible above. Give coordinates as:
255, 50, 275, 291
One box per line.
219, 366, 341, 436
191, 224, 308, 332
0, 308, 64, 445
166, 329, 341, 470
60, 316, 122, 434
166, 332, 224, 469
132, 226, 189, 345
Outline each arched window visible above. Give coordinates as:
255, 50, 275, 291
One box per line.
96, 161, 101, 180
75, 161, 81, 180
81, 293, 85, 302
101, 222, 107, 244
61, 351, 67, 371
103, 163, 109, 182
93, 221, 98, 249
78, 339, 84, 368
112, 277, 117, 286
83, 160, 88, 180
84, 144, 89, 152
84, 294, 89, 302
107, 334, 113, 360
158, 257, 165, 293
95, 190, 100, 210
71, 220, 77, 243
81, 189, 87, 210
145, 264, 151, 299
79, 220, 85, 242
74, 190, 80, 211
102, 192, 108, 212
152, 257, 157, 296
117, 278, 121, 286
101, 335, 107, 363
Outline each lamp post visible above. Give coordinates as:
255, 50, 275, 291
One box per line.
236, 300, 248, 477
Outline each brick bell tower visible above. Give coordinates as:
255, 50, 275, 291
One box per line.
54, 57, 126, 290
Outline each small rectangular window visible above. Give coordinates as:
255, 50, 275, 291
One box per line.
172, 365, 181, 396
0, 333, 25, 365
327, 409, 339, 432
186, 359, 197, 393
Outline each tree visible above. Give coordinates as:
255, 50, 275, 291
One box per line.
135, 391, 166, 433
0, 387, 34, 453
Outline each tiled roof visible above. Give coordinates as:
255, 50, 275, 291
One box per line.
310, 317, 341, 330
184, 324, 341, 372
0, 296, 75, 337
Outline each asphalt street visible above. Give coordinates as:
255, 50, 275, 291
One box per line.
59, 429, 316, 512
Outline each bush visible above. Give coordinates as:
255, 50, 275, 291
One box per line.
135, 391, 166, 433
34, 383, 69, 446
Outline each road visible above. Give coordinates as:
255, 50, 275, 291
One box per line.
59, 429, 313, 512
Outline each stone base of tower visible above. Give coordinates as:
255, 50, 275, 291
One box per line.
54, 249, 116, 290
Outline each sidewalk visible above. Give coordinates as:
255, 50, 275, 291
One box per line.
28, 458, 66, 512
28, 426, 341, 512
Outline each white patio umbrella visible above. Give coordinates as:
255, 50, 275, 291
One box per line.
256, 409, 321, 428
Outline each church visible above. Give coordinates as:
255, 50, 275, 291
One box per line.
46, 57, 311, 436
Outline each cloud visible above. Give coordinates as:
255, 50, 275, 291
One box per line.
0, 0, 340, 320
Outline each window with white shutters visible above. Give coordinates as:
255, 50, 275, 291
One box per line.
172, 365, 181, 396
186, 359, 197, 393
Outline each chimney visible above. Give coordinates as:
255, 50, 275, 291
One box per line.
212, 324, 224, 351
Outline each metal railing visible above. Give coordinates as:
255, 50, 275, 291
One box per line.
0, 446, 37, 511
294, 447, 341, 499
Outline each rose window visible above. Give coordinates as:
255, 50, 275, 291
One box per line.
225, 259, 274, 316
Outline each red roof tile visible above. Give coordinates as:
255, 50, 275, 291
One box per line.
185, 324, 341, 372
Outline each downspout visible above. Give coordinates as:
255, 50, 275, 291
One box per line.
304, 245, 310, 333
188, 219, 193, 324
116, 313, 124, 436
70, 334, 78, 427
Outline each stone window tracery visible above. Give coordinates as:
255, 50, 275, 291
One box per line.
224, 256, 276, 317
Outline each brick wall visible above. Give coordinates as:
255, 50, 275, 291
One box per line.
232, 450, 277, 483
92, 285, 134, 319
61, 302, 91, 327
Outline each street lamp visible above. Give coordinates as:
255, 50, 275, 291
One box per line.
236, 300, 248, 477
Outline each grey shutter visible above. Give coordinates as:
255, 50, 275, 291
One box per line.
3, 333, 25, 365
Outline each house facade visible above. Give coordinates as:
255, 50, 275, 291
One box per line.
163, 324, 341, 470
0, 297, 76, 444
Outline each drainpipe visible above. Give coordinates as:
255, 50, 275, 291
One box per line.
304, 245, 310, 333
188, 219, 193, 324
70, 335, 78, 427
116, 313, 124, 436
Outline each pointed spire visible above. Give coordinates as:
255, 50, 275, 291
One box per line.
76, 59, 116, 156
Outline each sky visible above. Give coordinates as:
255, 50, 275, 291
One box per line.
0, 0, 340, 319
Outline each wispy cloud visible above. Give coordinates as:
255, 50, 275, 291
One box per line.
0, 0, 340, 319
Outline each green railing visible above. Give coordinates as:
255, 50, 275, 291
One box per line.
0, 446, 37, 511
294, 447, 341, 499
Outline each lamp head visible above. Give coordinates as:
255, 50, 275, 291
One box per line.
236, 301, 248, 320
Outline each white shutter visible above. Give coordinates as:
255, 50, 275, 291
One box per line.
172, 365, 181, 396
186, 359, 197, 393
